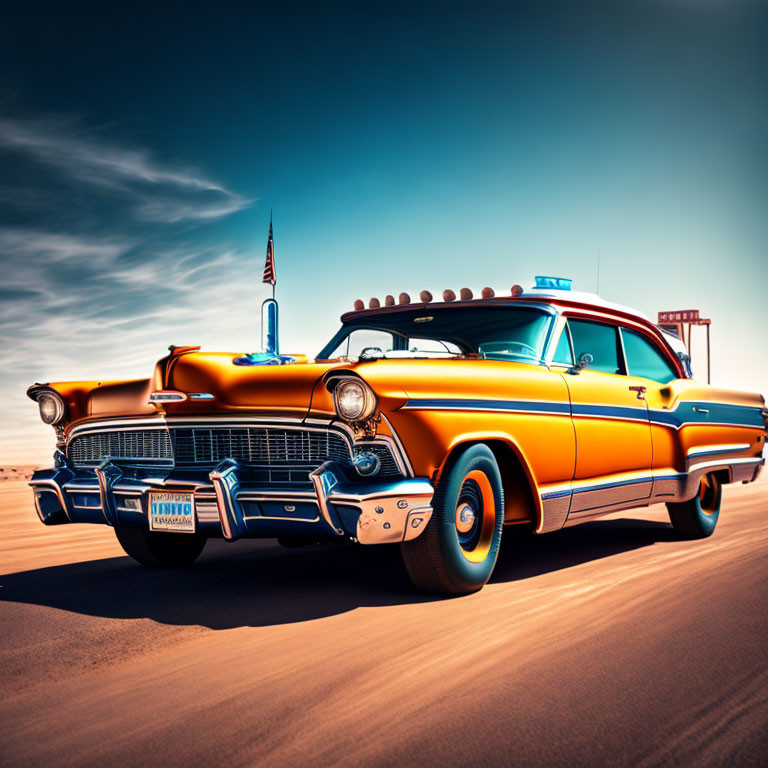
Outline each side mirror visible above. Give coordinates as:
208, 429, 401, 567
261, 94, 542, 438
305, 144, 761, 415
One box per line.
677, 351, 693, 378
568, 352, 593, 375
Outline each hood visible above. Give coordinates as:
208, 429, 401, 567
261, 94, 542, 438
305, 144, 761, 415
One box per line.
28, 350, 351, 430
165, 351, 343, 416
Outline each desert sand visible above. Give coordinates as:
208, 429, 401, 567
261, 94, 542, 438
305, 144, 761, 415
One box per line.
1, 476, 766, 767
0, 466, 39, 483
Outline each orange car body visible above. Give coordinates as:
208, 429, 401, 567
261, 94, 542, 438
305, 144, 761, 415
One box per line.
27, 291, 766, 548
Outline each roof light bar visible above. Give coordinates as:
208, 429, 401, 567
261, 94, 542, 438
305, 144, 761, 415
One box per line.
534, 276, 572, 291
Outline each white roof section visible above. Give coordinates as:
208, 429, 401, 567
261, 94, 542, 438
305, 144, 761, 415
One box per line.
659, 329, 688, 358
522, 287, 651, 322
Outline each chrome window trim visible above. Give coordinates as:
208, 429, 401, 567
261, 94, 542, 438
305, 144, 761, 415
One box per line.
543, 313, 568, 364
617, 325, 629, 375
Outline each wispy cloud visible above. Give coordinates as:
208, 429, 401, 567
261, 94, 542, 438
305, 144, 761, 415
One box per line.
133, 196, 253, 223
0, 116, 253, 222
0, 228, 129, 265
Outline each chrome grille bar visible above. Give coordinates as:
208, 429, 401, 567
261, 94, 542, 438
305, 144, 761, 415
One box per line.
68, 429, 173, 466
171, 426, 352, 468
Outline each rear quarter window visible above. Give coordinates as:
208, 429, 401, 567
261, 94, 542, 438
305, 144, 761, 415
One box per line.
621, 328, 678, 384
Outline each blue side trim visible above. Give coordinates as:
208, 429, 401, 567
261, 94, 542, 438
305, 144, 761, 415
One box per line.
649, 402, 764, 429
572, 403, 647, 422
403, 397, 764, 430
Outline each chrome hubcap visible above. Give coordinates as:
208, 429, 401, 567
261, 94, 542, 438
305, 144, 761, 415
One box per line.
455, 503, 476, 534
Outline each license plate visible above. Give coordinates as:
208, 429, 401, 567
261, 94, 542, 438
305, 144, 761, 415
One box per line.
149, 491, 195, 533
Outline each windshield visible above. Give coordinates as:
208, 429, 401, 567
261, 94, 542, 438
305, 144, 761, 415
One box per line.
317, 306, 554, 363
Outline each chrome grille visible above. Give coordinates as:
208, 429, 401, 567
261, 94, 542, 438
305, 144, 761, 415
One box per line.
171, 427, 351, 469
68, 429, 173, 466
66, 423, 402, 480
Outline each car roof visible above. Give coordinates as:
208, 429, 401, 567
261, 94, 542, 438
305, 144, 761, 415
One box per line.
340, 289, 686, 377
341, 291, 651, 329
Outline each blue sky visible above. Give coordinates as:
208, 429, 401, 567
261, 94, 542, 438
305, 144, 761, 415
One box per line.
1, 0, 766, 463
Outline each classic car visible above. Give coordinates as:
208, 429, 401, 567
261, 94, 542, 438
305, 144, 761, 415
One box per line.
28, 278, 767, 594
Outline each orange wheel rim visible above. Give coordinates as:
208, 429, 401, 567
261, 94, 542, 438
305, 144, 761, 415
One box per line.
454, 469, 495, 563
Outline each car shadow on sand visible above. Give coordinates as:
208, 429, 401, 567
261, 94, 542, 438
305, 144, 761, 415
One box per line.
0, 517, 677, 630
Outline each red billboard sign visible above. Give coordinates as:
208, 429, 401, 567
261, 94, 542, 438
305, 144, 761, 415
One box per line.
658, 310, 700, 324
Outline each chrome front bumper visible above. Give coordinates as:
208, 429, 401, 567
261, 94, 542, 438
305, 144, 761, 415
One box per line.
29, 455, 433, 545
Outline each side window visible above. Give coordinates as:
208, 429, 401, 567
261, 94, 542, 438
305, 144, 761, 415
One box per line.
330, 329, 395, 360
621, 328, 678, 384
551, 324, 574, 365
569, 319, 622, 374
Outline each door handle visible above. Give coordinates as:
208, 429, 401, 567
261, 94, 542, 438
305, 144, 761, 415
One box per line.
629, 385, 647, 400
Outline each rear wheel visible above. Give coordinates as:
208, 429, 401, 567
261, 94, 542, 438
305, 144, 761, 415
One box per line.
401, 443, 504, 594
667, 472, 722, 539
114, 526, 207, 567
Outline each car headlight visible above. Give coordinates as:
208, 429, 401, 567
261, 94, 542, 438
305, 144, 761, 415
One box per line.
333, 379, 377, 422
37, 392, 64, 425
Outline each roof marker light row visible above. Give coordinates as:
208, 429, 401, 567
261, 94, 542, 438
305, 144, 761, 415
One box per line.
352, 285, 526, 311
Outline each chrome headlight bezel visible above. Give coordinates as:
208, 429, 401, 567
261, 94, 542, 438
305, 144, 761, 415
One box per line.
332, 378, 377, 423
37, 391, 65, 425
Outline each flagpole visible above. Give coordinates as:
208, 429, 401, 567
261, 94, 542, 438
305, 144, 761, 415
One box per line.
263, 210, 276, 300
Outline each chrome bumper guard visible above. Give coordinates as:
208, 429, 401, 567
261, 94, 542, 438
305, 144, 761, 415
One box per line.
29, 456, 434, 545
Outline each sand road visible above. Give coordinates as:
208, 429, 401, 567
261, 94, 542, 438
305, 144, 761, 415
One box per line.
1, 477, 766, 767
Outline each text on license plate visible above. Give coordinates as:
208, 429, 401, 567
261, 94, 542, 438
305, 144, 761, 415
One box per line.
149, 491, 195, 533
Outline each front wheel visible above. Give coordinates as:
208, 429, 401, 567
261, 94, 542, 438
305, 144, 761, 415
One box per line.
401, 443, 504, 594
114, 526, 207, 567
666, 472, 722, 539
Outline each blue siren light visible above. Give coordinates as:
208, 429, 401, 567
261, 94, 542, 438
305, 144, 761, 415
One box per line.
535, 275, 572, 291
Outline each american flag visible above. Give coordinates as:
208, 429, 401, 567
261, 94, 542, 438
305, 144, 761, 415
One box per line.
262, 214, 276, 285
